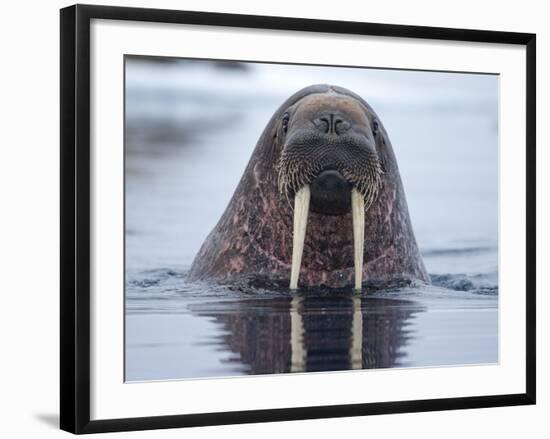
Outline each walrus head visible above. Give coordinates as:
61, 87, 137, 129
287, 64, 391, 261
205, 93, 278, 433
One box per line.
189, 84, 429, 291
276, 92, 383, 216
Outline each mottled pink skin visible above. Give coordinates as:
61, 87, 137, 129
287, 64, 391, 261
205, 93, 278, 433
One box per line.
188, 85, 429, 290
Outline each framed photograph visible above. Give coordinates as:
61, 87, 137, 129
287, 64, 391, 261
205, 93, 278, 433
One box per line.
60, 4, 536, 434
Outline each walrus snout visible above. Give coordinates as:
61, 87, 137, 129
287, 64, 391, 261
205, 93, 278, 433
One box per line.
310, 170, 352, 215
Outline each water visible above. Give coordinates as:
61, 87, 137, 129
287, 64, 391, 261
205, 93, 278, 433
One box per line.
125, 57, 498, 382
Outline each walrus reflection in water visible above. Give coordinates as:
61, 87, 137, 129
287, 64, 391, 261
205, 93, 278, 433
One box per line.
189, 84, 429, 290
190, 295, 423, 374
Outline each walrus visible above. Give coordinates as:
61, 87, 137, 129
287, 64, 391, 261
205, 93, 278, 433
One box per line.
189, 84, 429, 290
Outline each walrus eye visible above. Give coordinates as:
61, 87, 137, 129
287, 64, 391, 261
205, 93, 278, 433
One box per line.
282, 114, 290, 133
372, 119, 379, 137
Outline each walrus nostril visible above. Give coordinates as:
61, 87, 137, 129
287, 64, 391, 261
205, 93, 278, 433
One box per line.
313, 114, 351, 135
313, 117, 330, 133
334, 118, 351, 135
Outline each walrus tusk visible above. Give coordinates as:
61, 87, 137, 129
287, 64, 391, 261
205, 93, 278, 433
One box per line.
290, 185, 311, 290
351, 187, 365, 292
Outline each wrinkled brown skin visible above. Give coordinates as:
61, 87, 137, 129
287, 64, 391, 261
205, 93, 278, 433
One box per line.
189, 84, 429, 290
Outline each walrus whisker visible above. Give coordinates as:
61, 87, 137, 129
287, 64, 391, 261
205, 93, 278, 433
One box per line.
290, 185, 311, 290
351, 187, 365, 292
284, 189, 293, 212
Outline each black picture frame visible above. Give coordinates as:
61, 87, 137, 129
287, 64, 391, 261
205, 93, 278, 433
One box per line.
60, 3, 536, 434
